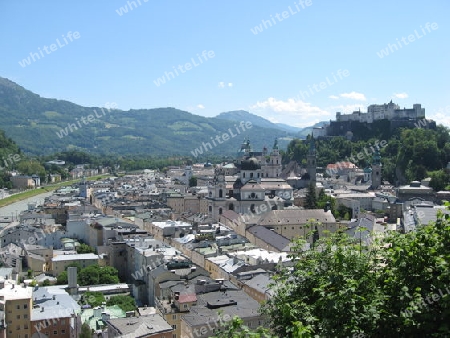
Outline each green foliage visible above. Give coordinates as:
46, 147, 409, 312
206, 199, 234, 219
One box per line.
428, 170, 450, 192
42, 279, 50, 286
212, 316, 278, 338
286, 125, 450, 185
56, 271, 68, 285
76, 243, 96, 254
82, 291, 105, 307
78, 265, 120, 286
0, 78, 292, 157
316, 190, 352, 220
106, 295, 136, 313
56, 263, 119, 286
80, 322, 92, 338
304, 183, 317, 209
263, 208, 450, 337
189, 176, 198, 187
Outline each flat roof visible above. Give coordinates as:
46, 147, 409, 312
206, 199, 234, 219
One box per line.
52, 253, 99, 262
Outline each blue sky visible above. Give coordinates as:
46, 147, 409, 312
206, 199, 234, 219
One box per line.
1, 0, 449, 128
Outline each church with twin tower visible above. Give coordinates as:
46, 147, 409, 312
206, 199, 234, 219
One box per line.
207, 137, 317, 221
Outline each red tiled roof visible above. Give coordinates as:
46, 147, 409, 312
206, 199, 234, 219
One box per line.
178, 294, 197, 303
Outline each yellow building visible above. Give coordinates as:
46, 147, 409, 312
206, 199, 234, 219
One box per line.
51, 253, 99, 276
0, 279, 32, 338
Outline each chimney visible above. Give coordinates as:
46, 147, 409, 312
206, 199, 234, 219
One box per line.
41, 307, 44, 312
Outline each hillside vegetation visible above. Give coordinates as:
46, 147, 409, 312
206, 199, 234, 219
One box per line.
0, 77, 293, 156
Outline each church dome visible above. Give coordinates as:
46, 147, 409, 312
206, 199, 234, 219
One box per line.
241, 157, 261, 170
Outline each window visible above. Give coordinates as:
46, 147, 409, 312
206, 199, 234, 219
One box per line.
61, 320, 65, 325
16, 325, 20, 330
16, 305, 20, 310
54, 331, 58, 335
24, 314, 28, 319
172, 324, 177, 329
23, 304, 28, 309
183, 304, 188, 309
16, 315, 20, 319
61, 330, 66, 334
172, 314, 177, 320
24, 324, 28, 329
173, 334, 177, 338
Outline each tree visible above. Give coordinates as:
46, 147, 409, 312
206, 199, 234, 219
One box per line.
429, 170, 450, 191
56, 263, 83, 285
262, 205, 450, 337
78, 265, 119, 286
76, 243, 96, 254
106, 295, 136, 312
304, 182, 317, 209
42, 279, 50, 286
212, 316, 278, 338
189, 176, 198, 187
56, 271, 68, 285
80, 322, 92, 338
212, 316, 313, 338
82, 291, 105, 307
57, 264, 119, 286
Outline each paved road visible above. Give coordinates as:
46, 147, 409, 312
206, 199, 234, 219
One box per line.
0, 191, 54, 220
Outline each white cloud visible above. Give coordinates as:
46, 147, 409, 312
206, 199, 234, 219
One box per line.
340, 91, 366, 101
393, 92, 408, 99
218, 82, 233, 88
329, 95, 339, 99
250, 97, 331, 128
429, 106, 450, 127
197, 104, 205, 109
328, 104, 366, 114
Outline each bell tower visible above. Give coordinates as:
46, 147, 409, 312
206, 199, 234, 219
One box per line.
307, 136, 317, 184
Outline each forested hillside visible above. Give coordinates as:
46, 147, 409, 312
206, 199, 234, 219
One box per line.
0, 77, 292, 156
285, 126, 450, 187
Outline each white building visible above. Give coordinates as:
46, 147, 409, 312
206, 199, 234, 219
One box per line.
336, 101, 425, 123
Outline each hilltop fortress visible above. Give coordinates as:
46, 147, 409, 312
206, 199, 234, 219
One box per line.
313, 101, 435, 139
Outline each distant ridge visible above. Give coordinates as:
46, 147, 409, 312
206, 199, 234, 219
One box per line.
0, 77, 303, 156
216, 110, 303, 133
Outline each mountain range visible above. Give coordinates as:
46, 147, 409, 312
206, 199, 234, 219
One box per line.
0, 77, 323, 157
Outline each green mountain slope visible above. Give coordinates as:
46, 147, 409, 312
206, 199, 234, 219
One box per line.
0, 77, 295, 156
